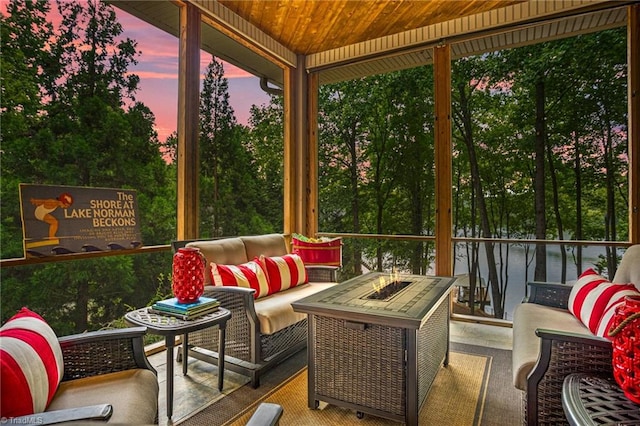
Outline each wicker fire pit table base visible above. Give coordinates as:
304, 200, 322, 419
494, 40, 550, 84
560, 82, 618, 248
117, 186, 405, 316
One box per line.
292, 272, 455, 426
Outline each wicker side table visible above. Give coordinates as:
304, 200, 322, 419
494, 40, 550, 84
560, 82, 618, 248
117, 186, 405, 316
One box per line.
562, 373, 640, 425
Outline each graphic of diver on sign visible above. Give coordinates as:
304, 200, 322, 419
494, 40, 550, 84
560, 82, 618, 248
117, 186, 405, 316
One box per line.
30, 193, 74, 240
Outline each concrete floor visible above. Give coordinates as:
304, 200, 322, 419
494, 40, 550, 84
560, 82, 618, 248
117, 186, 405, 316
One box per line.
148, 320, 513, 425
450, 320, 513, 350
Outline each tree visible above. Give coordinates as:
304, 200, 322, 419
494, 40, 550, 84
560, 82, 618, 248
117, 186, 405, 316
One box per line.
319, 80, 371, 277
1, 0, 173, 333
199, 57, 268, 237
247, 96, 285, 230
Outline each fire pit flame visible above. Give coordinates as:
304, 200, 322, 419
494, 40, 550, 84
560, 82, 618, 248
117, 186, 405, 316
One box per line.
367, 269, 411, 301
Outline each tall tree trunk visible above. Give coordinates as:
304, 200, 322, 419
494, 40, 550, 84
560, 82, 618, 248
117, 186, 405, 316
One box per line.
410, 189, 424, 275
546, 138, 566, 282
574, 131, 583, 274
456, 83, 504, 319
534, 79, 547, 281
603, 118, 617, 277
346, 125, 362, 276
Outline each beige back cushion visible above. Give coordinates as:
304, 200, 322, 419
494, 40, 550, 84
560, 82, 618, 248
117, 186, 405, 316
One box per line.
241, 234, 288, 260
186, 238, 247, 285
614, 245, 640, 288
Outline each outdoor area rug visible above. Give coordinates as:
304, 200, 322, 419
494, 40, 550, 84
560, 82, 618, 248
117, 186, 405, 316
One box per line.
180, 343, 521, 425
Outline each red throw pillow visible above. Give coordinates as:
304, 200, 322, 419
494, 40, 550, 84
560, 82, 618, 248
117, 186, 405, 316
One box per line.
210, 260, 270, 299
569, 268, 639, 334
0, 307, 64, 417
258, 254, 308, 294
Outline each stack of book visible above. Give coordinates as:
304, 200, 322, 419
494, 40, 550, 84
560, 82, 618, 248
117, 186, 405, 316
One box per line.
149, 296, 220, 320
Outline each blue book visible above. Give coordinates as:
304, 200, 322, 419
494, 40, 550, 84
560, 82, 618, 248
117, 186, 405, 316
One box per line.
154, 296, 218, 313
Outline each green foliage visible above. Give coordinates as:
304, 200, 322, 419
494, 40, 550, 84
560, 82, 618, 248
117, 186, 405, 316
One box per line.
314, 27, 629, 317
1, 0, 175, 332
198, 58, 280, 237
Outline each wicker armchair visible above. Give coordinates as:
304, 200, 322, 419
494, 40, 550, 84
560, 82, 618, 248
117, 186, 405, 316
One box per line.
521, 282, 613, 425
10, 327, 159, 424
58, 326, 156, 380
514, 246, 640, 425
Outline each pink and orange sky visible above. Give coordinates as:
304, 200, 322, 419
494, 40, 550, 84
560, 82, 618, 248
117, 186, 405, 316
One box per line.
2, 1, 272, 143
117, 9, 271, 142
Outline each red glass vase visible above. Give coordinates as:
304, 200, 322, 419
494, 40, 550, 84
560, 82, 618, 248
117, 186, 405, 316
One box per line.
172, 247, 206, 303
610, 295, 640, 404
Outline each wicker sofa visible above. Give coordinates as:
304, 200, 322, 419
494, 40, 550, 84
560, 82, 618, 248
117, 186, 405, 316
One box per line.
512, 244, 640, 425
175, 234, 338, 387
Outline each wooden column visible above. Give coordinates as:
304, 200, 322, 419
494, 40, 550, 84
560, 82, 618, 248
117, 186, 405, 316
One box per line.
434, 45, 453, 276
283, 66, 295, 238
294, 55, 308, 234
629, 4, 640, 244
283, 55, 310, 238
307, 72, 320, 237
176, 3, 201, 240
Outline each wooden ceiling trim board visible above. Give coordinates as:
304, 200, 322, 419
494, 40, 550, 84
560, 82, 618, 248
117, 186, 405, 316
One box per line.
382, 7, 624, 80
199, 15, 288, 73
452, 43, 465, 58
555, 19, 566, 35
601, 9, 617, 26
306, 0, 615, 70
195, 0, 296, 66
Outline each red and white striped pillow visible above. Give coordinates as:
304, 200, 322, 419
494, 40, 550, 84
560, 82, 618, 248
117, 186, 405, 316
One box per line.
569, 268, 639, 334
258, 254, 308, 294
0, 307, 64, 417
210, 260, 270, 299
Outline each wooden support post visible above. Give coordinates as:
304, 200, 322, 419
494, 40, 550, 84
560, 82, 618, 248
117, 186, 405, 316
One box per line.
177, 3, 200, 240
283, 66, 294, 239
295, 55, 308, 235
629, 4, 639, 244
434, 45, 453, 276
284, 55, 310, 238
307, 72, 320, 237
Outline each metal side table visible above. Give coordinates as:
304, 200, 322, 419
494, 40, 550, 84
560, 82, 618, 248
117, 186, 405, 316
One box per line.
562, 373, 640, 425
125, 306, 231, 419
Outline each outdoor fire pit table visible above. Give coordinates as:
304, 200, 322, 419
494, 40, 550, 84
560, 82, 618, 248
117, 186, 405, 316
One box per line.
292, 272, 456, 425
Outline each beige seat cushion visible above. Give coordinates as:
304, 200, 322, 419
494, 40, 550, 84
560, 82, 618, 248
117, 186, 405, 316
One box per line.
254, 282, 337, 334
47, 369, 158, 424
187, 238, 248, 285
511, 303, 591, 391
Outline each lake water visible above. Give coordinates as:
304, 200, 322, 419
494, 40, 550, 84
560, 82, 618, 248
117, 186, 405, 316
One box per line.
449, 244, 615, 320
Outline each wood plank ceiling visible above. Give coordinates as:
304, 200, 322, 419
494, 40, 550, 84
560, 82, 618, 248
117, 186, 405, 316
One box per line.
112, 0, 630, 87
217, 0, 525, 55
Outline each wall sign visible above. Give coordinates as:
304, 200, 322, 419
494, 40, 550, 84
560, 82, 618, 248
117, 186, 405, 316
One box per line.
19, 184, 142, 257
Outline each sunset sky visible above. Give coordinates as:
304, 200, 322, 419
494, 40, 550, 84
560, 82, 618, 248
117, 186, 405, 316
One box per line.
2, 1, 272, 143
116, 8, 271, 142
